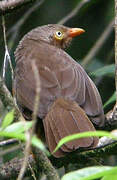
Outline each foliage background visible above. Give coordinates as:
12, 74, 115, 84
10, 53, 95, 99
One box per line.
0, 0, 115, 179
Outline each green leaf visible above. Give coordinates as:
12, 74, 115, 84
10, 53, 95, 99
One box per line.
0, 120, 49, 154
4, 121, 33, 133
1, 109, 14, 129
0, 131, 25, 140
53, 131, 117, 154
104, 92, 116, 108
62, 166, 117, 180
102, 174, 117, 180
90, 64, 115, 77
0, 131, 49, 155
32, 135, 50, 156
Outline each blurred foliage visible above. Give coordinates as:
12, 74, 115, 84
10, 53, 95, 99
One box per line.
90, 64, 115, 78
0, 0, 115, 179
104, 92, 116, 108
0, 110, 48, 154
62, 166, 117, 180
0, 109, 117, 179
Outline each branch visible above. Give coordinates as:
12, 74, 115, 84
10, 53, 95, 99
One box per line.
17, 61, 41, 180
0, 139, 18, 147
1, 141, 117, 179
50, 141, 117, 168
104, 2, 117, 125
2, 15, 14, 81
0, 155, 36, 180
0, 76, 21, 122
115, 1, 117, 99
0, 0, 37, 15
30, 62, 60, 180
0, 75, 117, 178
0, 148, 60, 180
7, 0, 45, 49
33, 148, 60, 180
58, 0, 90, 25
82, 19, 114, 67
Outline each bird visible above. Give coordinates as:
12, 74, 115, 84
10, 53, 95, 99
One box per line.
14, 24, 105, 158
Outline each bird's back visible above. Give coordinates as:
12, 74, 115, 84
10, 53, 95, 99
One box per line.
14, 37, 104, 127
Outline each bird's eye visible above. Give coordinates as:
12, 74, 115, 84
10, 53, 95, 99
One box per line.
55, 31, 64, 40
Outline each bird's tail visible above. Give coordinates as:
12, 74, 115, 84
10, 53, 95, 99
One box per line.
43, 98, 99, 158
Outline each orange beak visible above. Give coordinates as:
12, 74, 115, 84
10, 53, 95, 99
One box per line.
68, 28, 85, 38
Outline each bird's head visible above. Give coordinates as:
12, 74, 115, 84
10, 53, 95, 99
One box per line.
26, 24, 85, 49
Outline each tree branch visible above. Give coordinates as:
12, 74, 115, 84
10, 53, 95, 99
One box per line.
82, 19, 114, 67
58, 0, 90, 25
0, 0, 37, 15
104, 2, 117, 124
0, 73, 60, 179
0, 76, 21, 122
1, 141, 117, 179
7, 0, 45, 50
0, 155, 36, 180
115, 1, 117, 99
0, 73, 117, 178
33, 148, 60, 180
17, 61, 41, 180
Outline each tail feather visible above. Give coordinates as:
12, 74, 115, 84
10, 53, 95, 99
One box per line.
49, 111, 71, 152
43, 114, 64, 157
43, 98, 99, 158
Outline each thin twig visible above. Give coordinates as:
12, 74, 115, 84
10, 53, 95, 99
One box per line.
0, 144, 22, 157
115, 1, 117, 100
107, 0, 117, 124
2, 15, 14, 82
17, 61, 40, 180
27, 162, 37, 180
18, 140, 37, 180
104, 6, 116, 124
1, 141, 117, 179
0, 155, 35, 180
0, 139, 18, 147
33, 148, 60, 180
7, 0, 45, 49
82, 19, 114, 67
0, 76, 19, 115
31, 61, 41, 131
58, 0, 90, 25
9, 0, 44, 34
17, 128, 32, 180
31, 62, 60, 180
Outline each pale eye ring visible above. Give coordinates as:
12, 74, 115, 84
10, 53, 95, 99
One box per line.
55, 31, 63, 39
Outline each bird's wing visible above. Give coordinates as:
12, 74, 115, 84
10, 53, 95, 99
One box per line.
14, 40, 63, 117
14, 59, 36, 111
74, 63, 105, 126
46, 56, 105, 126
14, 39, 104, 125
43, 98, 99, 158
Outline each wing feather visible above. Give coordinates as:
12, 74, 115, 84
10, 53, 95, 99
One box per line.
15, 38, 104, 126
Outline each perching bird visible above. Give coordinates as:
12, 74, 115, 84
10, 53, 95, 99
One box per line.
14, 24, 105, 157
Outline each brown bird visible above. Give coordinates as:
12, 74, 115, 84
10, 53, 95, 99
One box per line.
14, 24, 105, 157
